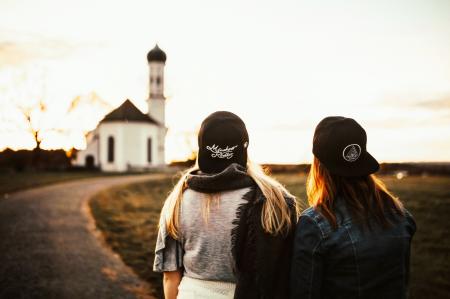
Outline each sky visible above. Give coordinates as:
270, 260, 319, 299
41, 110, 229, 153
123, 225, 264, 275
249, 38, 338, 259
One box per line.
0, 0, 449, 163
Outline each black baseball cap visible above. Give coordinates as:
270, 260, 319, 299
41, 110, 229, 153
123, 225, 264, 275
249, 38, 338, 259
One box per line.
312, 116, 379, 177
198, 111, 249, 174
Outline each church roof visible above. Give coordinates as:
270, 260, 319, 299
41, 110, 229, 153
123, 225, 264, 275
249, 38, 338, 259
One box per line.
147, 44, 167, 63
100, 99, 160, 125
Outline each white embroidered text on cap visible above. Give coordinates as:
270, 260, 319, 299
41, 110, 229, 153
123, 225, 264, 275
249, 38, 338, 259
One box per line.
342, 144, 361, 162
206, 144, 238, 159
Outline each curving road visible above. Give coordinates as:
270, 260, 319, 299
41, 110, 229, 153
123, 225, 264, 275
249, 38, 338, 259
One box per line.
0, 174, 164, 299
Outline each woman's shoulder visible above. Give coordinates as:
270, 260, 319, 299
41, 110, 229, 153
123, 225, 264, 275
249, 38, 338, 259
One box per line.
402, 208, 417, 235
298, 206, 334, 237
300, 206, 321, 221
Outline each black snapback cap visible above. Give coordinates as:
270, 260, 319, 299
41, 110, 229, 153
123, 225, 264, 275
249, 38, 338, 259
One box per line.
312, 116, 379, 177
198, 111, 249, 174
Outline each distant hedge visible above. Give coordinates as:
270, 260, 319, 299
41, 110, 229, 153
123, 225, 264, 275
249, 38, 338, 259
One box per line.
0, 148, 72, 171
262, 162, 450, 176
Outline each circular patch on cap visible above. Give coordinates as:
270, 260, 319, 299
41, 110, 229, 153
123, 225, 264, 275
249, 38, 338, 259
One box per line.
342, 144, 361, 162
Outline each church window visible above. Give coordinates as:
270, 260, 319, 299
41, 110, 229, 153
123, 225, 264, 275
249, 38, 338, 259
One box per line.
156, 77, 161, 85
107, 136, 114, 162
147, 138, 152, 162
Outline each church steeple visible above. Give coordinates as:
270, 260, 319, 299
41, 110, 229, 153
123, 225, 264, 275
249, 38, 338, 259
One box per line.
147, 44, 166, 125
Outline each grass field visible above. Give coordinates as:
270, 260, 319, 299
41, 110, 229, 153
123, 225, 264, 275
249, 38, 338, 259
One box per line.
89, 173, 450, 299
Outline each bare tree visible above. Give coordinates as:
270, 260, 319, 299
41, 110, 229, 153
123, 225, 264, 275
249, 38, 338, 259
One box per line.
15, 91, 110, 151
17, 99, 47, 150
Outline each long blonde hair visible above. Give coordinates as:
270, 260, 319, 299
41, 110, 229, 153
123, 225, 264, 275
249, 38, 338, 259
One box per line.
307, 157, 404, 229
160, 159, 296, 239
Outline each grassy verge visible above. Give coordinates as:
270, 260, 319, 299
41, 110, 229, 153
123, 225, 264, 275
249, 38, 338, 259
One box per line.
89, 176, 175, 298
89, 174, 450, 299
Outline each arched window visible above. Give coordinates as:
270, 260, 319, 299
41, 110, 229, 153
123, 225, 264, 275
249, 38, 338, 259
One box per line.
156, 77, 161, 85
147, 138, 152, 163
107, 136, 114, 162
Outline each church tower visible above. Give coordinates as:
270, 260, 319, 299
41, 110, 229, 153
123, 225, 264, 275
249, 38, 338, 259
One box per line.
147, 44, 167, 125
147, 44, 167, 166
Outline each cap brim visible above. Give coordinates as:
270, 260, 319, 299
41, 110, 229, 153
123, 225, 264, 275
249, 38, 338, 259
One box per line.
330, 151, 380, 177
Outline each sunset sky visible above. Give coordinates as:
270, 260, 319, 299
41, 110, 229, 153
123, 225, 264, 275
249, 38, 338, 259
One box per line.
0, 0, 449, 163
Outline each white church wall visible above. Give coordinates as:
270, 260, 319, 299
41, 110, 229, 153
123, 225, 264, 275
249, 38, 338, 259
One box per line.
123, 123, 144, 167
98, 122, 163, 172
123, 123, 159, 168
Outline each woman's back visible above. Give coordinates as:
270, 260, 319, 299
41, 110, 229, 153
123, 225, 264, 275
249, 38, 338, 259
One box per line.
295, 199, 416, 299
179, 187, 251, 282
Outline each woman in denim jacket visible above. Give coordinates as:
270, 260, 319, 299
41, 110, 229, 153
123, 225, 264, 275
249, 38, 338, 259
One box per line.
291, 117, 416, 299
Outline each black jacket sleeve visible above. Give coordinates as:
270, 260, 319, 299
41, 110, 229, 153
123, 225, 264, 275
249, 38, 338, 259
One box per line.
234, 194, 297, 299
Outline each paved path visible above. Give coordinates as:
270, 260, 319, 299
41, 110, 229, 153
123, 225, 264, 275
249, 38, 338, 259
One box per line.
0, 174, 165, 299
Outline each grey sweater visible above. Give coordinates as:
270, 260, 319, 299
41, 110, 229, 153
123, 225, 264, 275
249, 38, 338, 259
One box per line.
153, 164, 255, 282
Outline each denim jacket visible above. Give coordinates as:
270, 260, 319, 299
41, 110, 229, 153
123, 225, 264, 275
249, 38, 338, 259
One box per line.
290, 198, 416, 299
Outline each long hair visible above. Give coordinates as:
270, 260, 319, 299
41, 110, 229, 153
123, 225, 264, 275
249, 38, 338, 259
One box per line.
159, 159, 296, 239
306, 157, 404, 229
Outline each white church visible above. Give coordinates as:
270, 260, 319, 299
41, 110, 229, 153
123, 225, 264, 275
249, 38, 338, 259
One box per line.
74, 45, 168, 172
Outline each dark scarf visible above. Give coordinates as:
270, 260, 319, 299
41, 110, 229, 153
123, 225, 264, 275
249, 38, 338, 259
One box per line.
185, 163, 296, 299
186, 163, 255, 193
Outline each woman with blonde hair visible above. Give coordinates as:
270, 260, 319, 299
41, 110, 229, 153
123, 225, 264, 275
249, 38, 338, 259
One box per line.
154, 111, 297, 299
290, 117, 416, 299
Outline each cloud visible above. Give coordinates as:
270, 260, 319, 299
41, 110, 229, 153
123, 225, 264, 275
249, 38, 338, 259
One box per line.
0, 41, 32, 66
0, 30, 94, 68
0, 41, 73, 68
415, 97, 450, 110
378, 94, 450, 113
